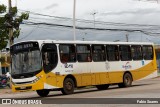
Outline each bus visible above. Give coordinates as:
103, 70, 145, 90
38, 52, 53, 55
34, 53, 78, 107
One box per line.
10, 40, 157, 97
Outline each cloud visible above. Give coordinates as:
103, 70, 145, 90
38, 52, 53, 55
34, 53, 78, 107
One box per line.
44, 3, 59, 10
2, 0, 160, 44
100, 8, 160, 16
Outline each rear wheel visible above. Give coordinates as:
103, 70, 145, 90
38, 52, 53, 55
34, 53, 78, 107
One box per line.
118, 73, 132, 88
96, 84, 109, 90
36, 89, 50, 97
61, 78, 75, 95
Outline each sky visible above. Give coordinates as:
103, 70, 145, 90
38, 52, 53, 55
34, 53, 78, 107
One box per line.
1, 0, 160, 43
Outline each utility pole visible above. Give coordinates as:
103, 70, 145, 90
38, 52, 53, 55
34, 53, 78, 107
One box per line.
8, 0, 14, 47
126, 33, 129, 42
73, 0, 76, 41
8, 0, 13, 75
91, 11, 97, 28
0, 50, 2, 75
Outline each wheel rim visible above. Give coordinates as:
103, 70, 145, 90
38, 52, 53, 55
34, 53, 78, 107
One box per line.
65, 81, 73, 91
125, 76, 131, 85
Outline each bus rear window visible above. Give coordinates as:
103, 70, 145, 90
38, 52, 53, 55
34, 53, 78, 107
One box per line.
143, 45, 153, 60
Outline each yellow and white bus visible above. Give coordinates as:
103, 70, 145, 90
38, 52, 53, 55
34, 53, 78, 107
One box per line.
10, 40, 157, 97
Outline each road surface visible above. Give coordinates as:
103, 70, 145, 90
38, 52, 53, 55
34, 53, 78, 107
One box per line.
1, 77, 160, 107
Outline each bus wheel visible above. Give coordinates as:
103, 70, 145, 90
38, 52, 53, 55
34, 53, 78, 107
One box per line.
61, 78, 75, 95
118, 73, 132, 88
36, 89, 50, 97
96, 84, 109, 90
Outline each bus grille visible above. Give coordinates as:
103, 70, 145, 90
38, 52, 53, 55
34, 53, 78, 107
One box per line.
13, 81, 33, 85
15, 86, 32, 90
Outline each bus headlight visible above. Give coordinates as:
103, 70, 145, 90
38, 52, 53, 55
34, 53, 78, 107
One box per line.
32, 75, 43, 83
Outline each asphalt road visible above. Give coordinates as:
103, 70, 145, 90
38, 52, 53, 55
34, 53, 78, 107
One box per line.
1, 77, 160, 107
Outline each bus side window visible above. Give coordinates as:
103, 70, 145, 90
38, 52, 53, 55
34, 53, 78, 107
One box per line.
77, 45, 91, 62
119, 45, 131, 61
106, 45, 119, 61
131, 45, 143, 60
92, 45, 106, 62
61, 53, 69, 63
59, 44, 76, 63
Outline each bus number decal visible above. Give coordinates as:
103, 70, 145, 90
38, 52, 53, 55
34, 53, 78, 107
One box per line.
64, 63, 73, 68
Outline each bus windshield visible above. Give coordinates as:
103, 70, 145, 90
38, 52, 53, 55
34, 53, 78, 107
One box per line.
11, 50, 41, 75
10, 42, 42, 78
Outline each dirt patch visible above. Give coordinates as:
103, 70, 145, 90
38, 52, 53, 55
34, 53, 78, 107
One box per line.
0, 87, 12, 95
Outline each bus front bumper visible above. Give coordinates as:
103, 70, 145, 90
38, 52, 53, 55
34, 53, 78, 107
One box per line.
11, 78, 44, 92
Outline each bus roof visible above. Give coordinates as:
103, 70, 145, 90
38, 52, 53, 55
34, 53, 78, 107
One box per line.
13, 40, 154, 46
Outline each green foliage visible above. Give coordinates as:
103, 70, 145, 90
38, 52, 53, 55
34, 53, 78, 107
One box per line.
21, 12, 29, 20
13, 29, 20, 38
0, 5, 8, 50
0, 4, 29, 50
0, 4, 6, 13
0, 28, 9, 50
15, 12, 29, 23
0, 40, 8, 51
0, 17, 5, 24
11, 7, 17, 16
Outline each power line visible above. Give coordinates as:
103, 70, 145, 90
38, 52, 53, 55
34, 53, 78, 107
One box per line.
23, 21, 160, 36
17, 9, 160, 37
26, 14, 160, 33
18, 21, 160, 41
18, 9, 160, 28
18, 25, 39, 41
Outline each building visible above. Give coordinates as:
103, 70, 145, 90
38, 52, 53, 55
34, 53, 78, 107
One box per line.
0, 51, 10, 75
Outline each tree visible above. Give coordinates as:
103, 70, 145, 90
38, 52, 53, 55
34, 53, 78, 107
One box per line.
0, 4, 29, 50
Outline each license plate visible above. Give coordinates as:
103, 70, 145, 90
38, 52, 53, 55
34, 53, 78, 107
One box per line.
20, 86, 26, 89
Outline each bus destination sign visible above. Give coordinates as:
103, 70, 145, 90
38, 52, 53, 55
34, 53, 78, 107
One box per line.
15, 43, 33, 50
11, 42, 39, 53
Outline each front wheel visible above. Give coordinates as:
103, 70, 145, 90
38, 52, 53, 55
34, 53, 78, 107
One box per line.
36, 89, 50, 97
61, 78, 75, 95
118, 73, 132, 88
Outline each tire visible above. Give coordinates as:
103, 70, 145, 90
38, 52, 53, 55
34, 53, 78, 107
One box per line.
61, 78, 75, 95
96, 84, 109, 90
118, 73, 132, 88
36, 89, 50, 97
